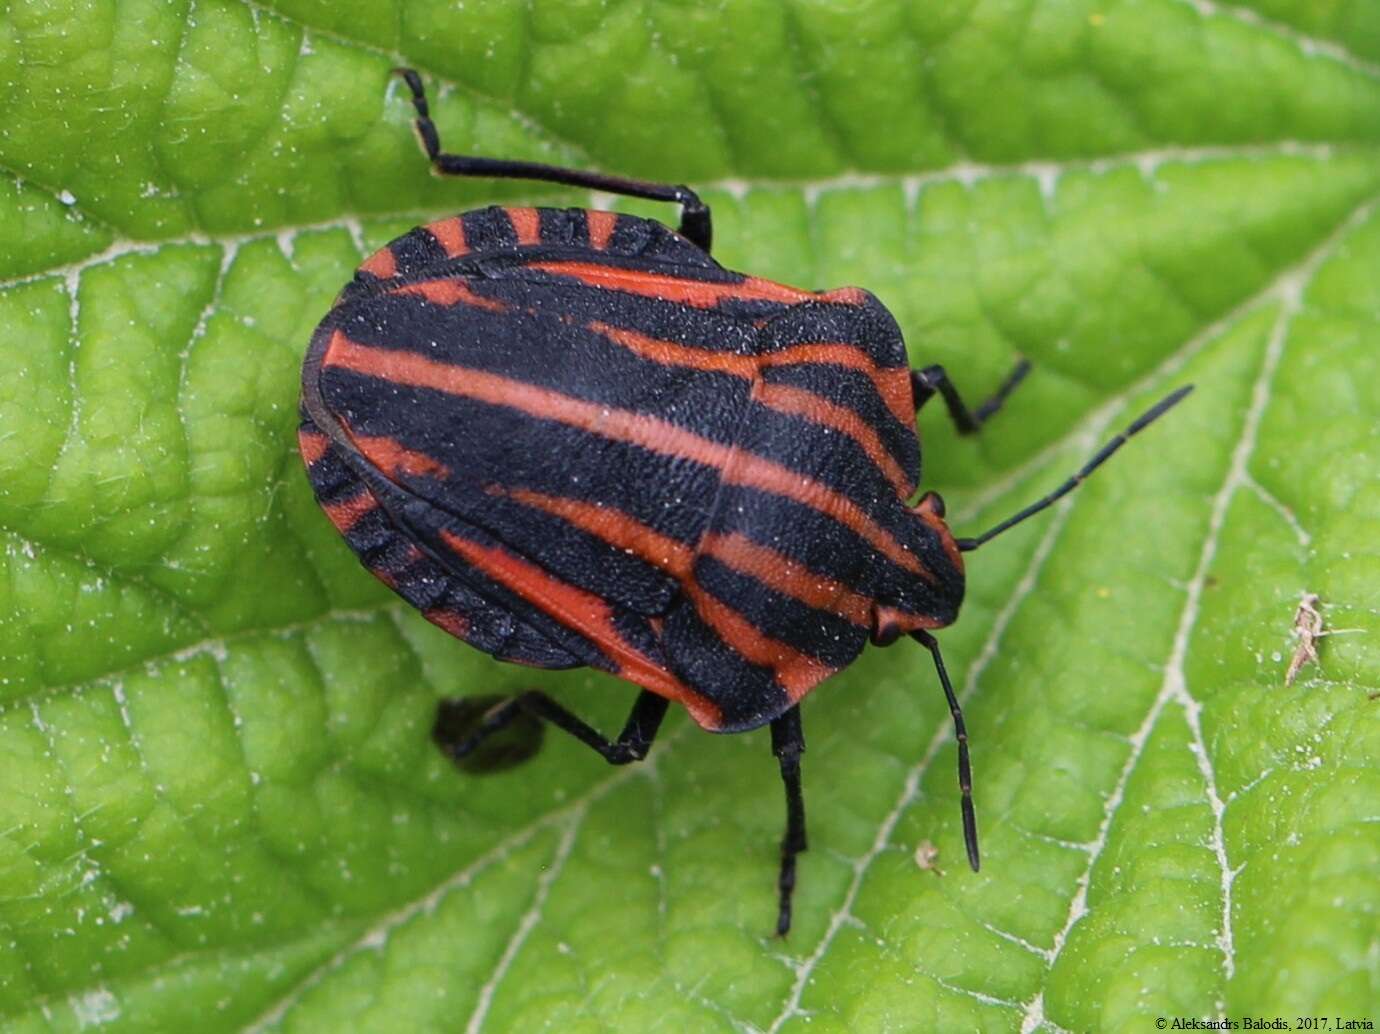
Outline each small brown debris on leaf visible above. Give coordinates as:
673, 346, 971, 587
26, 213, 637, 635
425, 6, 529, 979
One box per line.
914, 840, 945, 876
1285, 593, 1362, 686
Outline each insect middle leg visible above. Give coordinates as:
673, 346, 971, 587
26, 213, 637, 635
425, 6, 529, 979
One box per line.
394, 69, 713, 252
770, 706, 808, 936
435, 687, 670, 767
912, 359, 1032, 435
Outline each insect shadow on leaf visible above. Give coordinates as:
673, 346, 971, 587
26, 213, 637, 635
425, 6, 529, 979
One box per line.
433, 694, 546, 774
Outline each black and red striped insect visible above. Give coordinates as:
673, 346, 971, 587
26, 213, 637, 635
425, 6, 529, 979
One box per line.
298, 69, 1191, 935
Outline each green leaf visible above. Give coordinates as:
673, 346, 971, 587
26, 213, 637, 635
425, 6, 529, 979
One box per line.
2, 1, 1378, 1030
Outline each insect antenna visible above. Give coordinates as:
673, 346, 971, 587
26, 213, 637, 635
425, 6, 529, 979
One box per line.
913, 630, 980, 871
956, 385, 1193, 552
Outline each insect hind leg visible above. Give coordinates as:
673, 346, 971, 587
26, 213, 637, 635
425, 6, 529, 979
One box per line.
912, 359, 1031, 434
770, 706, 808, 936
394, 68, 713, 252
435, 688, 669, 768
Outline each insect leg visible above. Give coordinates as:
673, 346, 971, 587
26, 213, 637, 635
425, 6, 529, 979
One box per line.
394, 68, 713, 252
770, 706, 808, 936
912, 359, 1031, 434
435, 688, 669, 767
912, 630, 981, 872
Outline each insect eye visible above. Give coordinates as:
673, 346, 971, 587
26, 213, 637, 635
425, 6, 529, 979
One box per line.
918, 491, 946, 518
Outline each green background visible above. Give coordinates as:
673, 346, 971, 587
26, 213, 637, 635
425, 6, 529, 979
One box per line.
1, 0, 1378, 1030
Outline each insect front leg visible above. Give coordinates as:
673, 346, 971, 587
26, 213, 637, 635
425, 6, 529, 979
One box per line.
912, 359, 1031, 434
434, 688, 669, 768
394, 69, 713, 252
770, 706, 808, 936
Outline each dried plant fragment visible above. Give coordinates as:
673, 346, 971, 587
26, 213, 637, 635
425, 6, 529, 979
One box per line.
914, 840, 945, 876
1285, 593, 1362, 686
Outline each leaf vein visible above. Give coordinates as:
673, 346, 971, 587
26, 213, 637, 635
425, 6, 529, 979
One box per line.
1175, 0, 1380, 82
466, 808, 584, 1034
1026, 193, 1380, 1029
766, 443, 1080, 1032
242, 723, 690, 1033
0, 143, 1355, 293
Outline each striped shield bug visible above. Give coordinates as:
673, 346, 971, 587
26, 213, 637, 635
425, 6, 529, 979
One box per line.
298, 68, 1193, 935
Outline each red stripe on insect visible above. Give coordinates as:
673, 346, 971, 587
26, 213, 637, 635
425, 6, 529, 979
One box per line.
426, 217, 469, 257
756, 382, 912, 496
298, 428, 330, 465
323, 490, 378, 533
682, 583, 834, 702
912, 496, 965, 573
502, 488, 695, 577
503, 488, 869, 626
592, 323, 914, 430
873, 368, 915, 427
336, 423, 451, 482
586, 211, 618, 250
391, 279, 506, 312
699, 531, 873, 628
819, 287, 869, 305
529, 261, 819, 308
358, 247, 398, 279
590, 321, 758, 377
438, 529, 723, 729
324, 334, 929, 579
497, 488, 834, 698
424, 608, 470, 639
759, 346, 914, 427
506, 207, 542, 246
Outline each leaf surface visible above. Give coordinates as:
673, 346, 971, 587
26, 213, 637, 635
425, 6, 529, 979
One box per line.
1, 2, 1378, 1031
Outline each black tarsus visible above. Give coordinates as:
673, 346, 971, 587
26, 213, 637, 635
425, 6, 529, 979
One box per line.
394, 68, 714, 253
770, 706, 808, 937
957, 385, 1194, 551
913, 359, 1032, 435
435, 688, 670, 767
912, 630, 980, 873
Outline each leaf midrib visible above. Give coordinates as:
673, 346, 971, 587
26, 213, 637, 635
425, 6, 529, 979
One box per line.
3, 142, 1372, 287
